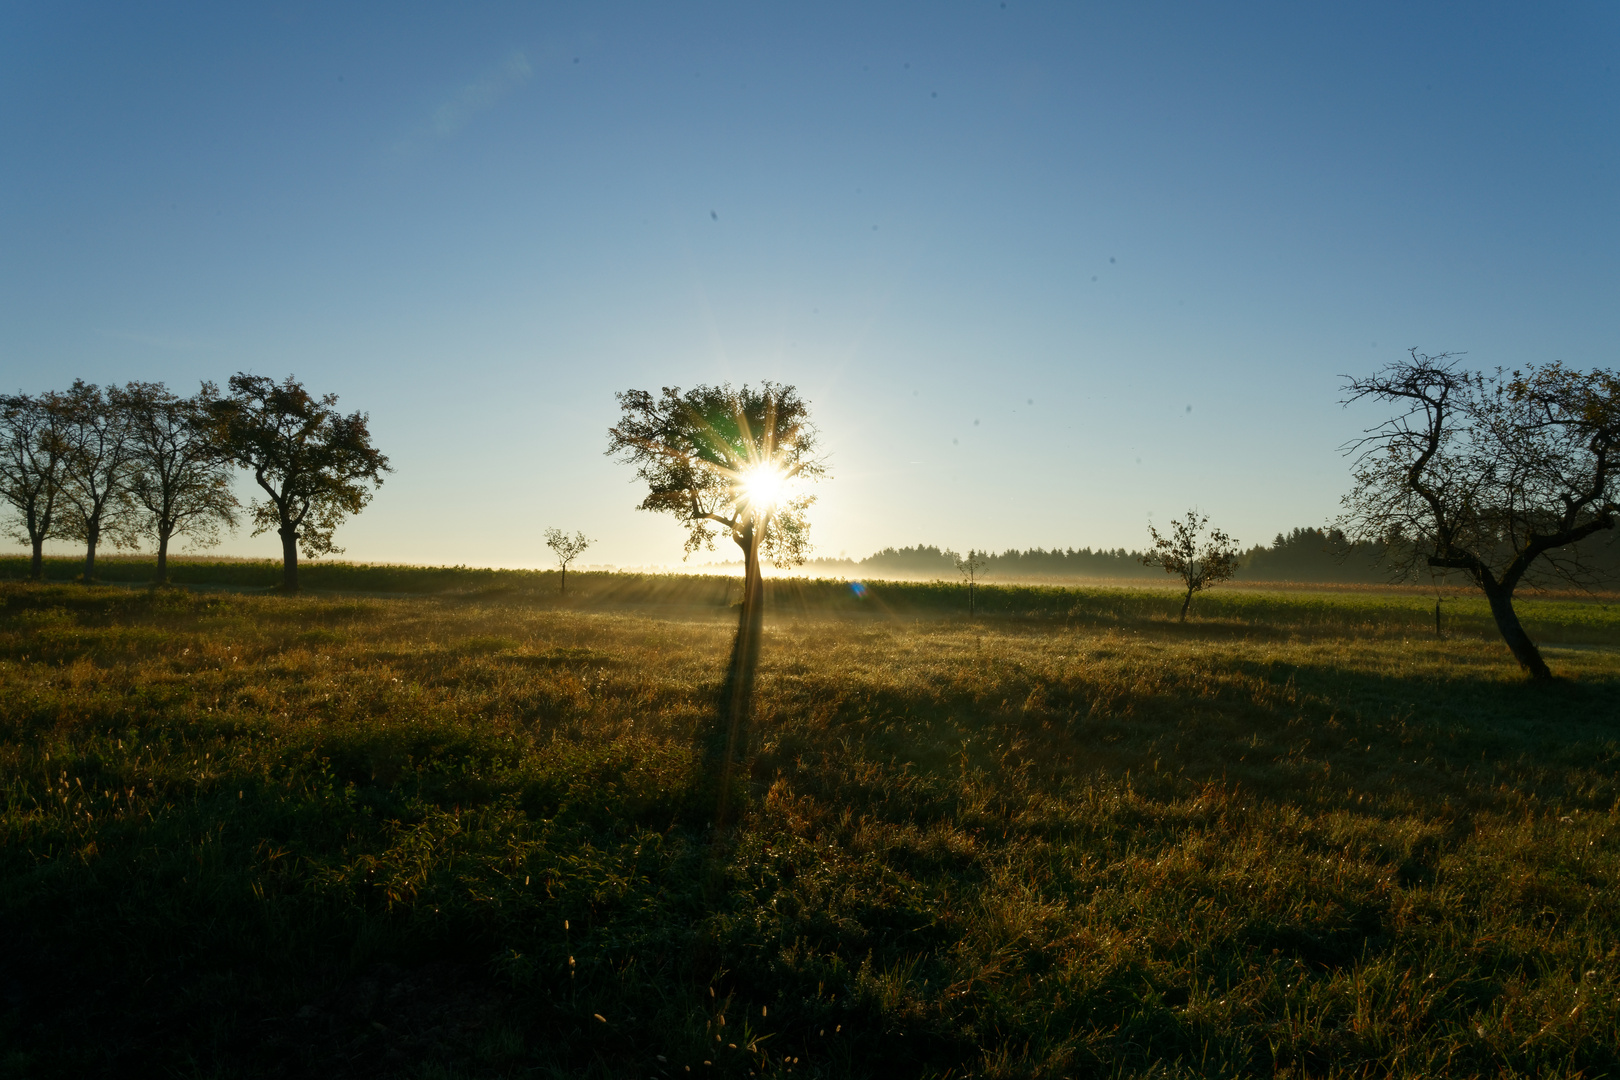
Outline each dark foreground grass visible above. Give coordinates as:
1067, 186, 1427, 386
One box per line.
1, 579, 1617, 1078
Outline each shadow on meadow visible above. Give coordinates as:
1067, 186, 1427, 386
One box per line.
1, 583, 1618, 1077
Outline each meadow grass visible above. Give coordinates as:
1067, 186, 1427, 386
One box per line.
0, 575, 1617, 1078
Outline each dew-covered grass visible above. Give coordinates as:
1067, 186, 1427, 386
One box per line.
1, 578, 1617, 1077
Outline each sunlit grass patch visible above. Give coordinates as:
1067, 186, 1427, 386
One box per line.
0, 580, 1617, 1077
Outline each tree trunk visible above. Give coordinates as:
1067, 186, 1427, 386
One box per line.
156, 526, 171, 586
737, 540, 765, 686
280, 527, 300, 594
1180, 585, 1194, 621
1482, 580, 1551, 680
1435, 599, 1442, 639
30, 535, 44, 581
83, 521, 99, 583
559, 564, 567, 596
968, 580, 975, 617
715, 528, 766, 827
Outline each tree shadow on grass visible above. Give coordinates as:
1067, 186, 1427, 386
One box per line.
6, 588, 1619, 1078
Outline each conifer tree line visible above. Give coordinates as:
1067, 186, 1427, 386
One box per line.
815, 523, 1620, 586
0, 374, 389, 593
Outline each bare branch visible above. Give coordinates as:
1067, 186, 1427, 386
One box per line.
1337, 351, 1620, 679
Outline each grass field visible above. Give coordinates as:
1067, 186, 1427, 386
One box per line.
1, 568, 1618, 1077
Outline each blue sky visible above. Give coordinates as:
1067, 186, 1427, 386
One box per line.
3, 2, 1616, 569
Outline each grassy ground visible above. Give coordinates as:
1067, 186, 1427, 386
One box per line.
1, 574, 1617, 1078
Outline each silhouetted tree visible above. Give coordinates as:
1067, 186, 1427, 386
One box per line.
0, 391, 69, 580
119, 381, 239, 585
606, 382, 825, 823
1340, 351, 1619, 680
949, 548, 989, 616
1142, 510, 1240, 621
606, 383, 824, 616
213, 374, 390, 594
544, 528, 592, 595
57, 380, 139, 581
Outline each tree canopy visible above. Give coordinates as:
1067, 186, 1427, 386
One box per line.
119, 381, 238, 583
55, 380, 139, 580
605, 383, 826, 568
0, 390, 69, 580
213, 373, 390, 593
1339, 350, 1620, 678
543, 527, 592, 595
607, 382, 826, 814
1142, 510, 1240, 621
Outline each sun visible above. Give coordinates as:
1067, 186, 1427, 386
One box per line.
738, 463, 788, 513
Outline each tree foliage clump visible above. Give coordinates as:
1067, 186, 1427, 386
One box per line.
543, 528, 592, 595
3, 373, 387, 591
54, 380, 140, 581
119, 381, 238, 584
0, 390, 70, 580
1142, 509, 1240, 621
1340, 350, 1620, 679
1240, 527, 1391, 584
213, 374, 391, 594
607, 382, 825, 819
605, 383, 825, 582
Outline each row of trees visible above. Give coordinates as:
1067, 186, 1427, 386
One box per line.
8, 350, 1605, 683
0, 374, 389, 592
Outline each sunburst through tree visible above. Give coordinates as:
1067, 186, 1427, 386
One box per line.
606, 382, 826, 819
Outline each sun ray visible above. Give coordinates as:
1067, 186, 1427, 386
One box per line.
737, 462, 788, 515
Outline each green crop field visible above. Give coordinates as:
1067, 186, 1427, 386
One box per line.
1, 568, 1618, 1078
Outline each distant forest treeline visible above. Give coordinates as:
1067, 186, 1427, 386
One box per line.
798, 527, 1620, 586
8, 531, 1620, 590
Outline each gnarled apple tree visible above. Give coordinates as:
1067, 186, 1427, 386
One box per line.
56, 380, 139, 582
1340, 351, 1619, 680
606, 382, 825, 814
119, 381, 238, 585
606, 382, 824, 611
0, 391, 69, 580
213, 374, 390, 594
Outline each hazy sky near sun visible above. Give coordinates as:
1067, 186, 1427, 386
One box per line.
3, 3, 1617, 569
